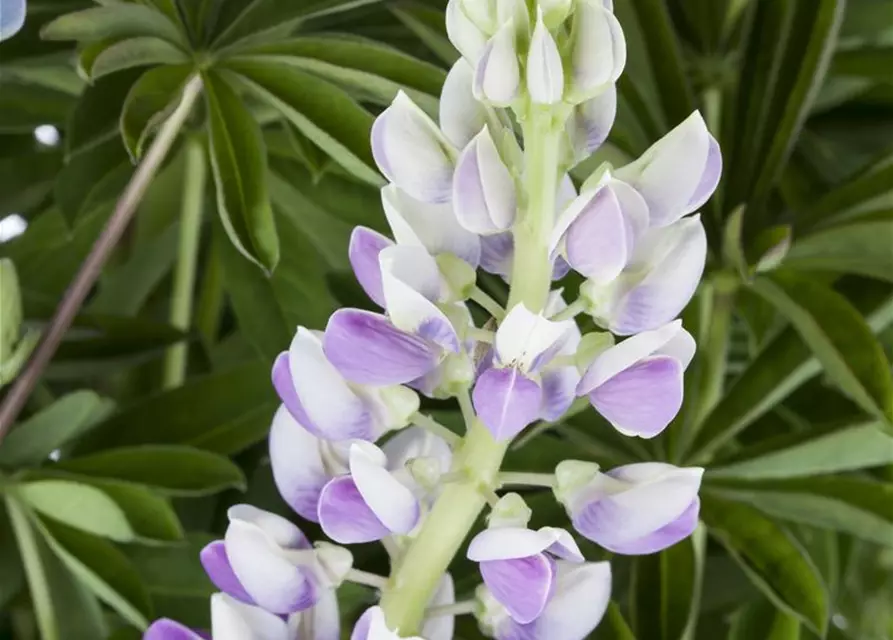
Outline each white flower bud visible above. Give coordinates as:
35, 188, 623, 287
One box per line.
453, 127, 517, 234
565, 0, 626, 103
527, 9, 564, 105
446, 0, 488, 63
473, 20, 521, 106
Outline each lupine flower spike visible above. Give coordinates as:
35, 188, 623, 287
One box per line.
144, 0, 721, 637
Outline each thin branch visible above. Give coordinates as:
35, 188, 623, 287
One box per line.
0, 75, 204, 441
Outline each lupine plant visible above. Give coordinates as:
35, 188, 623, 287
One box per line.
138, 1, 721, 636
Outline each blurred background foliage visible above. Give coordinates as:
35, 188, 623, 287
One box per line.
0, 0, 892, 638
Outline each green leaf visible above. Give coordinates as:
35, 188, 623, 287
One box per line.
709, 421, 893, 480
784, 220, 893, 281
54, 135, 130, 222
708, 477, 893, 547
231, 35, 445, 111
120, 64, 192, 161
701, 494, 828, 635
390, 4, 459, 66
800, 151, 893, 226
0, 391, 111, 468
35, 517, 152, 630
627, 0, 694, 125
750, 272, 893, 427
593, 602, 637, 640
729, 598, 801, 640
89, 36, 189, 80
18, 480, 135, 542
79, 478, 184, 543
41, 5, 186, 46
73, 361, 276, 456
5, 496, 107, 640
56, 446, 246, 496
224, 61, 382, 186
204, 70, 280, 272
831, 46, 893, 83
0, 504, 25, 610
128, 533, 215, 597
631, 525, 705, 640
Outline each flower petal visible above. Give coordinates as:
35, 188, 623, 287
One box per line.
324, 309, 442, 385
422, 574, 456, 640
480, 232, 513, 276
657, 326, 696, 369
590, 355, 683, 438
268, 406, 331, 522
283, 328, 375, 441
473, 367, 543, 442
566, 0, 625, 101
480, 554, 556, 624
440, 58, 489, 149
613, 111, 714, 227
211, 593, 289, 640
144, 619, 205, 640
382, 426, 453, 476
453, 127, 517, 235
570, 85, 617, 162
200, 541, 254, 604
382, 185, 481, 267
318, 476, 391, 544
227, 505, 308, 549
540, 366, 579, 421
224, 517, 317, 614
609, 498, 700, 555
446, 0, 488, 63
349, 442, 421, 535
565, 186, 630, 283
0, 0, 25, 42
351, 606, 425, 640
288, 588, 341, 640
468, 527, 563, 561
349, 227, 393, 307
687, 135, 722, 212
371, 91, 454, 204
527, 9, 564, 105
495, 303, 574, 372
473, 21, 521, 106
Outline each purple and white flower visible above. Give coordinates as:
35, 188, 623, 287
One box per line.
453, 127, 517, 235
555, 460, 703, 554
440, 59, 490, 150
565, 0, 625, 103
568, 85, 618, 163
272, 327, 419, 441
527, 9, 564, 105
538, 291, 582, 421
473, 20, 521, 106
467, 502, 584, 623
576, 320, 695, 438
477, 561, 611, 640
473, 303, 575, 440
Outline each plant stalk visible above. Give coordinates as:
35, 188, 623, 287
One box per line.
0, 75, 203, 441
163, 135, 207, 389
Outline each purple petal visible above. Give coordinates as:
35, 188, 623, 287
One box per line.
608, 498, 700, 555
590, 355, 683, 438
349, 227, 392, 308
199, 542, 254, 605
565, 187, 630, 283
350, 607, 374, 640
318, 476, 391, 544
686, 136, 722, 213
268, 406, 330, 522
473, 367, 543, 442
143, 619, 204, 640
552, 256, 571, 280
540, 367, 578, 422
480, 554, 557, 624
271, 352, 314, 429
480, 232, 513, 277
324, 309, 441, 385
571, 85, 617, 161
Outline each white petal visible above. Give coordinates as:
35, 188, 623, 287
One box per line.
614, 111, 712, 227
382, 185, 481, 267
527, 9, 564, 104
382, 426, 453, 475
367, 606, 425, 640
371, 91, 455, 204
473, 21, 521, 106
446, 0, 488, 62
453, 127, 517, 235
440, 58, 489, 149
288, 588, 340, 640
269, 406, 329, 522
212, 593, 289, 640
564, 186, 631, 283
467, 526, 566, 561
495, 303, 575, 372
422, 574, 456, 640
577, 321, 682, 394
657, 327, 696, 369
567, 0, 626, 102
227, 505, 307, 549
350, 442, 420, 534
288, 328, 372, 440
533, 562, 612, 640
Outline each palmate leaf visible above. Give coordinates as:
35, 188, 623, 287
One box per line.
119, 64, 193, 161
701, 494, 828, 635
88, 36, 189, 81
783, 218, 893, 282
40, 4, 187, 46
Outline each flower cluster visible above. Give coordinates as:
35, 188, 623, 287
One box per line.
145, 0, 720, 637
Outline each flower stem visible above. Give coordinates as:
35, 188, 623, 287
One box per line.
550, 298, 586, 322
498, 472, 556, 488
469, 286, 506, 321
379, 110, 564, 634
411, 412, 460, 446
163, 135, 206, 389
426, 599, 478, 618
466, 326, 495, 344
0, 75, 203, 441
345, 568, 389, 590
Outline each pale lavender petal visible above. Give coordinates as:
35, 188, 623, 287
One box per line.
318, 477, 391, 544
590, 355, 683, 438
608, 498, 700, 555
687, 135, 722, 212
269, 406, 330, 522
570, 85, 617, 161
0, 0, 26, 41
200, 542, 254, 605
473, 367, 543, 442
540, 366, 578, 421
453, 128, 516, 235
480, 555, 557, 624
350, 607, 373, 640
480, 232, 513, 277
144, 619, 204, 640
565, 186, 629, 283
349, 227, 392, 308
324, 309, 441, 385
551, 256, 571, 280
296, 588, 340, 640
272, 352, 314, 429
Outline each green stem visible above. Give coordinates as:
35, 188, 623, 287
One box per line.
195, 232, 224, 346
163, 137, 207, 389
345, 568, 389, 590
379, 110, 563, 633
469, 286, 506, 321
411, 412, 460, 446
498, 471, 556, 488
